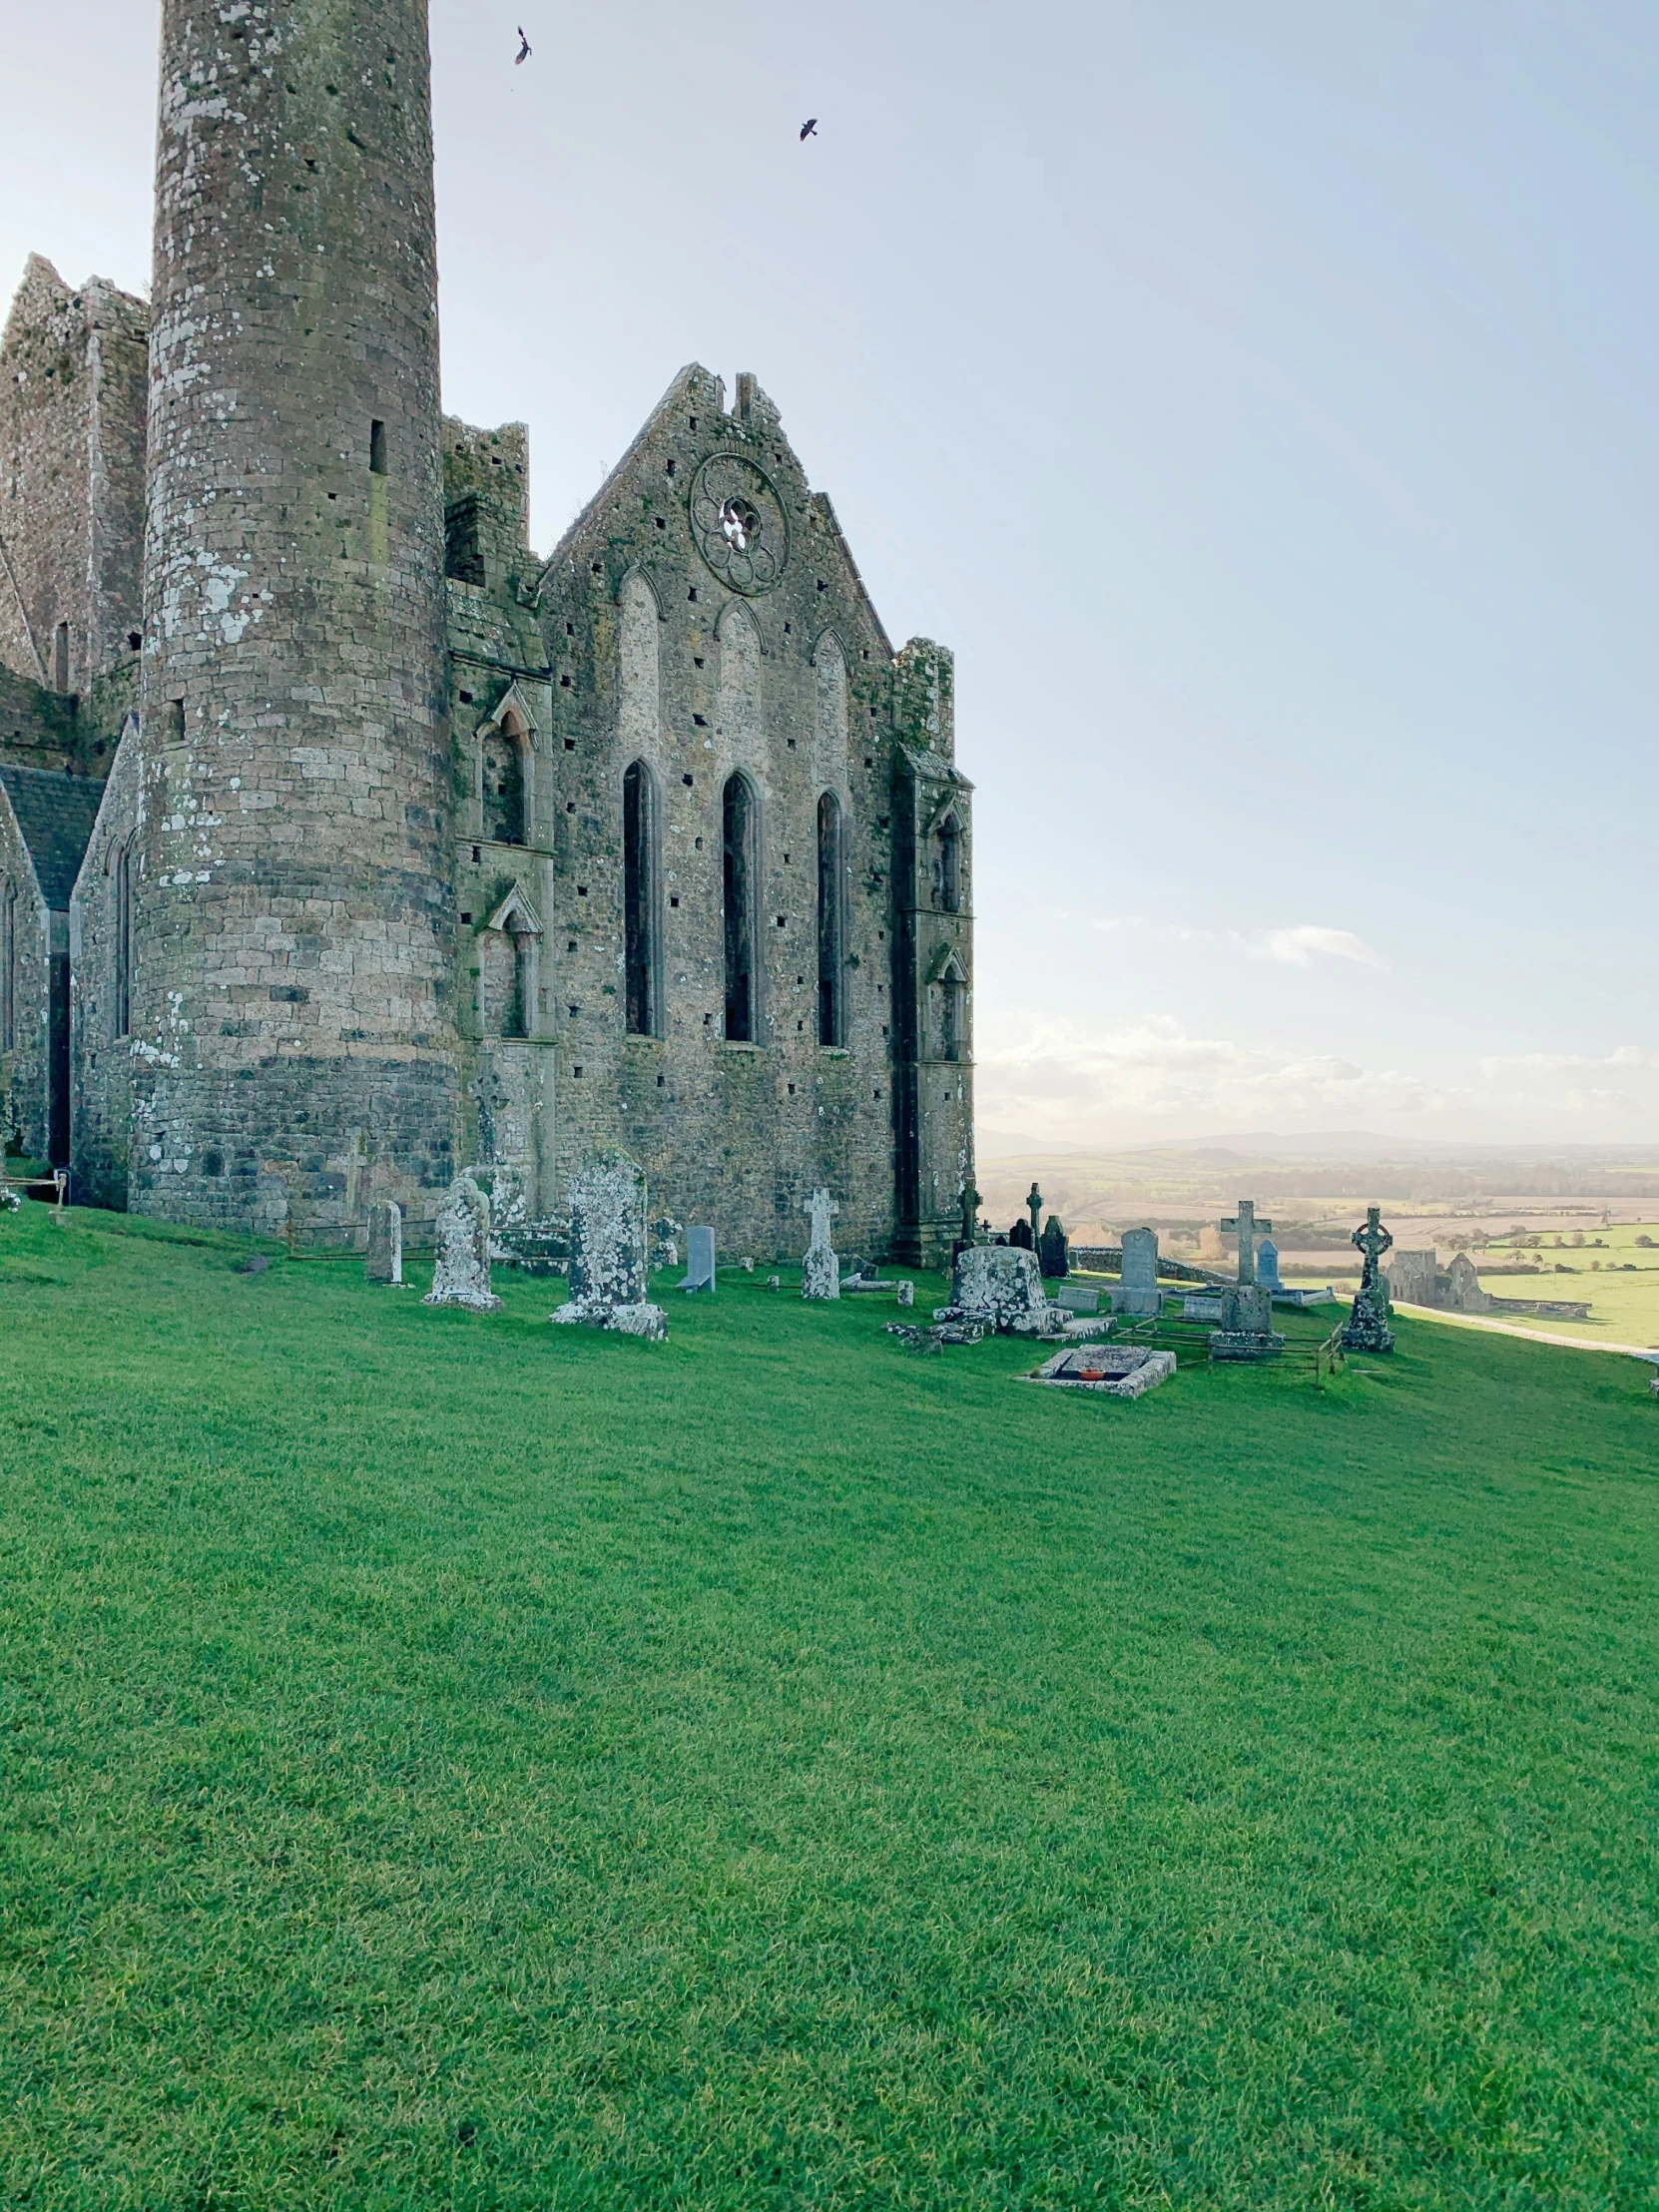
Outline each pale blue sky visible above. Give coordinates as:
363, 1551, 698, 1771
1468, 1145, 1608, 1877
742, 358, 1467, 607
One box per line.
4, 0, 1654, 1142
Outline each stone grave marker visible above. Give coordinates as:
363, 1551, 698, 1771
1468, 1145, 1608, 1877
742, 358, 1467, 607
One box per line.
551, 1153, 667, 1340
1054, 1282, 1099, 1314
1256, 1236, 1284, 1294
802, 1189, 840, 1300
365, 1199, 402, 1286
422, 1175, 503, 1313
896, 1281, 915, 1309
1210, 1284, 1285, 1361
1028, 1342, 1176, 1400
679, 1226, 717, 1294
1111, 1227, 1162, 1318
936, 1245, 1063, 1335
1038, 1215, 1070, 1279
1342, 1207, 1395, 1353
1221, 1199, 1273, 1286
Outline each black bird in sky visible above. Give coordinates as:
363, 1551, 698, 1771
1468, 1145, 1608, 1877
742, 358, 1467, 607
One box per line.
515, 25, 532, 64
800, 118, 819, 141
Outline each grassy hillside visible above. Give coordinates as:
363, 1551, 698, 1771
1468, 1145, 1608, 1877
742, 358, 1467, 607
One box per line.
2, 1203, 1657, 2209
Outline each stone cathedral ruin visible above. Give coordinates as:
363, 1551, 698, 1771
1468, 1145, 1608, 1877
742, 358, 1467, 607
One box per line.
0, 0, 974, 1267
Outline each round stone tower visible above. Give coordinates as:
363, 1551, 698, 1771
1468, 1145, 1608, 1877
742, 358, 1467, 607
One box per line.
132, 0, 457, 1235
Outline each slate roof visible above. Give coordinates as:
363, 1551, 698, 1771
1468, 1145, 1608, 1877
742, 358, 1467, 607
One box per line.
0, 766, 106, 909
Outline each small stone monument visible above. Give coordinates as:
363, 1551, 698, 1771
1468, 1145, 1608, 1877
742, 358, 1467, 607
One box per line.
422, 1175, 502, 1313
1221, 1199, 1273, 1286
896, 1280, 915, 1308
365, 1199, 402, 1286
551, 1152, 667, 1340
1210, 1284, 1285, 1361
679, 1226, 717, 1294
1342, 1207, 1395, 1354
1111, 1227, 1162, 1318
650, 1214, 683, 1272
1007, 1217, 1035, 1252
936, 1245, 1063, 1335
1026, 1182, 1044, 1245
1256, 1237, 1284, 1294
956, 1182, 982, 1258
1038, 1215, 1069, 1280
802, 1189, 840, 1300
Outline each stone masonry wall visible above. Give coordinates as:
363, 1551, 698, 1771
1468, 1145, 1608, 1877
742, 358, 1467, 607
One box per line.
129, 0, 459, 1238
455, 362, 931, 1262
0, 257, 149, 698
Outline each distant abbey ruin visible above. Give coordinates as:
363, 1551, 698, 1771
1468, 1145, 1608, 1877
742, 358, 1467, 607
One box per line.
0, 1, 973, 1264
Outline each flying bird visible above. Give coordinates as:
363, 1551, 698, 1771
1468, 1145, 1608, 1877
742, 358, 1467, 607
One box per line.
515, 26, 532, 63
800, 118, 818, 141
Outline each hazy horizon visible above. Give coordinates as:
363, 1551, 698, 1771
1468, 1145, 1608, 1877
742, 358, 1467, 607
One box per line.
4, 0, 1655, 1149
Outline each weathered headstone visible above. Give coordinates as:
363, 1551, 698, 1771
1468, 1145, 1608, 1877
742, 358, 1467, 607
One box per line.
1221, 1199, 1273, 1286
957, 1182, 982, 1256
422, 1175, 502, 1313
937, 1245, 1063, 1335
1008, 1218, 1035, 1252
1342, 1206, 1395, 1354
1111, 1226, 1162, 1318
766, 1274, 781, 1292
650, 1214, 683, 1272
365, 1199, 403, 1286
551, 1153, 667, 1340
896, 1280, 915, 1309
1038, 1215, 1070, 1280
679, 1226, 717, 1294
1054, 1282, 1099, 1314
1256, 1236, 1283, 1294
1210, 1284, 1285, 1361
802, 1189, 840, 1300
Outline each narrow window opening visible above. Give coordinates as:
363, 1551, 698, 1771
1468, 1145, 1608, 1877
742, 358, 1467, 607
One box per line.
723, 773, 757, 1042
369, 419, 388, 475
52, 622, 70, 694
1, 882, 15, 1052
481, 718, 525, 845
817, 792, 845, 1046
624, 761, 658, 1037
114, 843, 134, 1039
936, 814, 960, 912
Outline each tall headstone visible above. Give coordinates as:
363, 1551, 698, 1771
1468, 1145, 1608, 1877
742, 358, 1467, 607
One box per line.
1210, 1284, 1285, 1360
365, 1199, 403, 1287
1038, 1215, 1070, 1280
1111, 1226, 1162, 1317
802, 1189, 840, 1300
1008, 1217, 1035, 1252
552, 1153, 667, 1339
1342, 1206, 1395, 1354
1221, 1200, 1273, 1286
957, 1181, 982, 1257
679, 1226, 717, 1294
422, 1176, 502, 1313
1256, 1236, 1283, 1294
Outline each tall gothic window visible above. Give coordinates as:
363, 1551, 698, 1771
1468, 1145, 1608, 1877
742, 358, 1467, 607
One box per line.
935, 814, 960, 913
817, 791, 845, 1047
113, 842, 134, 1038
623, 760, 658, 1037
481, 716, 526, 845
723, 773, 758, 1043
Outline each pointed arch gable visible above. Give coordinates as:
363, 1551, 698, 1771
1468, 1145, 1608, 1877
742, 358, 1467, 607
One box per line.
484, 880, 544, 937
927, 943, 970, 987
476, 680, 542, 750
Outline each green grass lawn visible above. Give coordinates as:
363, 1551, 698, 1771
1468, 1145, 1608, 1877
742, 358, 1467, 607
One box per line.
2, 1203, 1657, 2210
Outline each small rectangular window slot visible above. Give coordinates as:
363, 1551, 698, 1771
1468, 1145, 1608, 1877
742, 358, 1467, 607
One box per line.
459, 911, 472, 924
655, 517, 666, 530
669, 895, 680, 908
666, 459, 676, 477
657, 1073, 666, 1086
564, 738, 576, 751
566, 622, 575, 636
471, 845, 481, 862
458, 690, 473, 705
688, 587, 698, 602
694, 656, 704, 668
566, 801, 576, 813
560, 675, 572, 688
683, 774, 694, 787
576, 885, 588, 896
369, 419, 387, 475
573, 1065, 583, 1076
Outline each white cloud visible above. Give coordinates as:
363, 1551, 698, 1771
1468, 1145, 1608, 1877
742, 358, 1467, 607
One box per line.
1085, 915, 1388, 971
1256, 925, 1388, 969
1479, 1045, 1659, 1076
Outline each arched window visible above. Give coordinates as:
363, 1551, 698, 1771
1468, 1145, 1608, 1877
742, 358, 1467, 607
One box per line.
723, 773, 758, 1042
939, 978, 961, 1062
935, 814, 960, 913
623, 760, 659, 1037
113, 841, 134, 1039
817, 791, 845, 1047
481, 714, 526, 845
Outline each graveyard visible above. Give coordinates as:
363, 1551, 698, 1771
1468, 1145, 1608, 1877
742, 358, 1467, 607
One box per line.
3, 1195, 1658, 2206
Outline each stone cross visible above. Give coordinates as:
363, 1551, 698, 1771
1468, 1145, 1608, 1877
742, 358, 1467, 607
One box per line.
1026, 1182, 1043, 1246
802, 1188, 840, 1300
1221, 1199, 1273, 1286
1352, 1205, 1392, 1277
959, 1182, 981, 1252
1342, 1206, 1396, 1355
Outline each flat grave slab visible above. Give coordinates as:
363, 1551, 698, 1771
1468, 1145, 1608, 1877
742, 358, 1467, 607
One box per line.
1026, 1343, 1176, 1400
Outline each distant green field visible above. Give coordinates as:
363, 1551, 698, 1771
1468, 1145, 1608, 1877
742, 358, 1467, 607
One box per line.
2, 1202, 1657, 2210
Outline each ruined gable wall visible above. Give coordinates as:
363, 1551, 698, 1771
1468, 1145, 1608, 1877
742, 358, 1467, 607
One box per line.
0, 258, 148, 699
495, 363, 908, 1261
